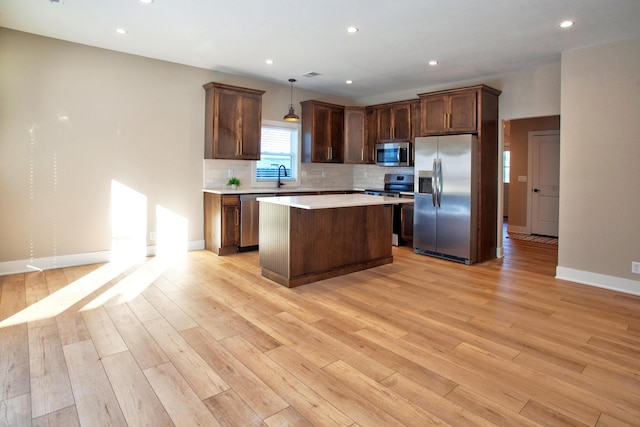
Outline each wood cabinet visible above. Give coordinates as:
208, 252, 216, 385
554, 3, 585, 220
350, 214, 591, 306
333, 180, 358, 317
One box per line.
400, 195, 414, 243
419, 87, 493, 135
204, 193, 239, 255
375, 101, 417, 143
344, 107, 373, 164
419, 84, 502, 262
203, 82, 265, 160
301, 100, 344, 163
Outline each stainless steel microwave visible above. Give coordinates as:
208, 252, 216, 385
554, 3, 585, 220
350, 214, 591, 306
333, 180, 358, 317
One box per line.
375, 142, 412, 167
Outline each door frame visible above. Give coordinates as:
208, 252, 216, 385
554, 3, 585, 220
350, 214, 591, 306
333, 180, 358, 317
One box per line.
526, 129, 560, 234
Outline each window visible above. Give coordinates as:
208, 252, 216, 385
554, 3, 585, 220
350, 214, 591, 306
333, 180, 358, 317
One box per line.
253, 120, 299, 185
503, 150, 510, 183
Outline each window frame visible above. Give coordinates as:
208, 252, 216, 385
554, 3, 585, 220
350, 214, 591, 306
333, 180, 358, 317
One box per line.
251, 119, 301, 188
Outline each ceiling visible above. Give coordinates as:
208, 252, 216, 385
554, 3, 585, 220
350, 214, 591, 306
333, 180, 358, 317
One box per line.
2, 0, 640, 99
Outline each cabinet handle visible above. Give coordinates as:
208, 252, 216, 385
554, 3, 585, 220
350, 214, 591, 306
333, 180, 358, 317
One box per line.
443, 114, 447, 130
239, 139, 243, 155
235, 140, 240, 156
361, 148, 364, 162
327, 146, 333, 160
448, 113, 451, 129
235, 208, 239, 226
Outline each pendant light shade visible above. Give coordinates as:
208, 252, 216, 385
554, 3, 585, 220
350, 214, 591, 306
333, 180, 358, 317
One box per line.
283, 78, 300, 122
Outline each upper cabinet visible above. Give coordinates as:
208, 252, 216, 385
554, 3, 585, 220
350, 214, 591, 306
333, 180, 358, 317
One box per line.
375, 101, 417, 143
344, 107, 374, 164
418, 85, 500, 136
203, 82, 265, 160
301, 100, 344, 163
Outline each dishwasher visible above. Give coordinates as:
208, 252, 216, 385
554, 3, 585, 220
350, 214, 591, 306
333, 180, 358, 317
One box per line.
239, 194, 274, 249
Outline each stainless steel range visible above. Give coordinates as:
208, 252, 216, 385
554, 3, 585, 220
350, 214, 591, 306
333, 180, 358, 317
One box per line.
364, 173, 414, 246
363, 173, 414, 197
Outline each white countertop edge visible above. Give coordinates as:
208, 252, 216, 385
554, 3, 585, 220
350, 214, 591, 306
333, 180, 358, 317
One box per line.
202, 187, 361, 195
257, 194, 414, 210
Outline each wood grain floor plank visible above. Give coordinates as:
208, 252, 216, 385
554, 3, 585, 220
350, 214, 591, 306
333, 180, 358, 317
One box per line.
143, 317, 229, 399
203, 389, 267, 427
0, 324, 30, 401
105, 303, 169, 369
181, 326, 288, 419
31, 405, 80, 427
4, 234, 640, 426
0, 392, 31, 427
322, 359, 449, 426
144, 362, 221, 427
28, 323, 75, 418
81, 306, 127, 358
142, 285, 198, 331
62, 339, 126, 426
266, 344, 403, 427
101, 350, 173, 426
222, 335, 354, 426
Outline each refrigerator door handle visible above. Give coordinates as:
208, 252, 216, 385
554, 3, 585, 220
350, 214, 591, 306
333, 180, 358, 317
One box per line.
432, 158, 438, 207
437, 159, 443, 207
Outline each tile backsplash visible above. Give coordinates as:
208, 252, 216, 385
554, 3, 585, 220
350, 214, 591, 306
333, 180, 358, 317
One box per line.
204, 160, 414, 191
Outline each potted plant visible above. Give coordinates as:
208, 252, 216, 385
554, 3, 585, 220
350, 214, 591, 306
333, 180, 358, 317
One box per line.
227, 177, 240, 190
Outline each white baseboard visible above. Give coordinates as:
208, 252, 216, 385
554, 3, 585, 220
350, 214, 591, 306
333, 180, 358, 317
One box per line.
507, 225, 529, 234
0, 240, 205, 276
556, 266, 640, 296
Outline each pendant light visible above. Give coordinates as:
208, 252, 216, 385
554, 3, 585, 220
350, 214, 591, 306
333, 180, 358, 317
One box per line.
283, 78, 300, 122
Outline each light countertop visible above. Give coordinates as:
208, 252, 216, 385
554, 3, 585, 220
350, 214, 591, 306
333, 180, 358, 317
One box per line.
256, 193, 414, 210
202, 187, 361, 195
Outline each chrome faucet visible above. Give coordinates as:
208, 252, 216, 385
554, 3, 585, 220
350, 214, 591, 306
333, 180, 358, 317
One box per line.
277, 164, 288, 188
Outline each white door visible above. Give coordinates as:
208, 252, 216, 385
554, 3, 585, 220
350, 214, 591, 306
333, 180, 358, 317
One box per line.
529, 131, 560, 236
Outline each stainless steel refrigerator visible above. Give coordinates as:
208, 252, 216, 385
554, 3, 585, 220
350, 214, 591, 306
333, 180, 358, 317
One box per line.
413, 134, 478, 264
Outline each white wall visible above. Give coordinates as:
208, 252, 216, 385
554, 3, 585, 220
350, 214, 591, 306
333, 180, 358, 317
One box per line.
557, 38, 640, 292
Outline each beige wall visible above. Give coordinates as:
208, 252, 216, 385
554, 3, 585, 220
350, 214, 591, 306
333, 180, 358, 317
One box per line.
558, 38, 640, 287
507, 115, 561, 229
0, 28, 351, 269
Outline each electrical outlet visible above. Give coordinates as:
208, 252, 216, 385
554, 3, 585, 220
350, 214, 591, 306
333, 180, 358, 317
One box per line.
228, 169, 233, 177
632, 262, 640, 274
321, 171, 326, 178
150, 231, 156, 241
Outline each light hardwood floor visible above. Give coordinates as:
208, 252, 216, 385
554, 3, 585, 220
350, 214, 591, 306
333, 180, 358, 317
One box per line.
1, 237, 639, 426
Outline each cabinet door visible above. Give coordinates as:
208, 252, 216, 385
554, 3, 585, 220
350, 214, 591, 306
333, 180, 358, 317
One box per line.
400, 203, 414, 241
365, 108, 377, 163
392, 104, 412, 141
312, 104, 331, 162
215, 89, 241, 158
221, 205, 239, 248
344, 108, 366, 163
420, 95, 447, 135
377, 107, 393, 142
329, 108, 344, 162
448, 92, 477, 132
238, 93, 261, 160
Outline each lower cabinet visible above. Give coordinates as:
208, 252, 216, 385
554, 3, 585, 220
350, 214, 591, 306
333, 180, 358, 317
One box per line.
400, 202, 414, 243
204, 193, 239, 255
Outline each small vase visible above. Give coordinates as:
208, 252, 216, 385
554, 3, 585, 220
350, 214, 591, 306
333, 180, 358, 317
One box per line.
231, 184, 237, 190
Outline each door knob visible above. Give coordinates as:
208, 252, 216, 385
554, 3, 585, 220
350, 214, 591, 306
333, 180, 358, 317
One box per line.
533, 188, 541, 193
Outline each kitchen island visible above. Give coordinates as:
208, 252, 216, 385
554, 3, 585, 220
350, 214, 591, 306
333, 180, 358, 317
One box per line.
257, 194, 413, 287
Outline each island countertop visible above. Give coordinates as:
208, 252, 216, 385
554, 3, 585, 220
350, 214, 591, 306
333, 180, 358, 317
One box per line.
256, 193, 414, 210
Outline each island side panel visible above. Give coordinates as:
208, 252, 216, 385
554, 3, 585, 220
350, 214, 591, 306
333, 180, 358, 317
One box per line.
288, 204, 393, 284
259, 202, 290, 280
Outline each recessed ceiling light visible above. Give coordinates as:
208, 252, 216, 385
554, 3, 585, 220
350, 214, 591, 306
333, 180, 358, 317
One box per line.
429, 60, 438, 66
266, 59, 274, 65
116, 28, 128, 34
346, 80, 353, 84
559, 20, 574, 28
347, 26, 359, 34
140, 0, 153, 3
